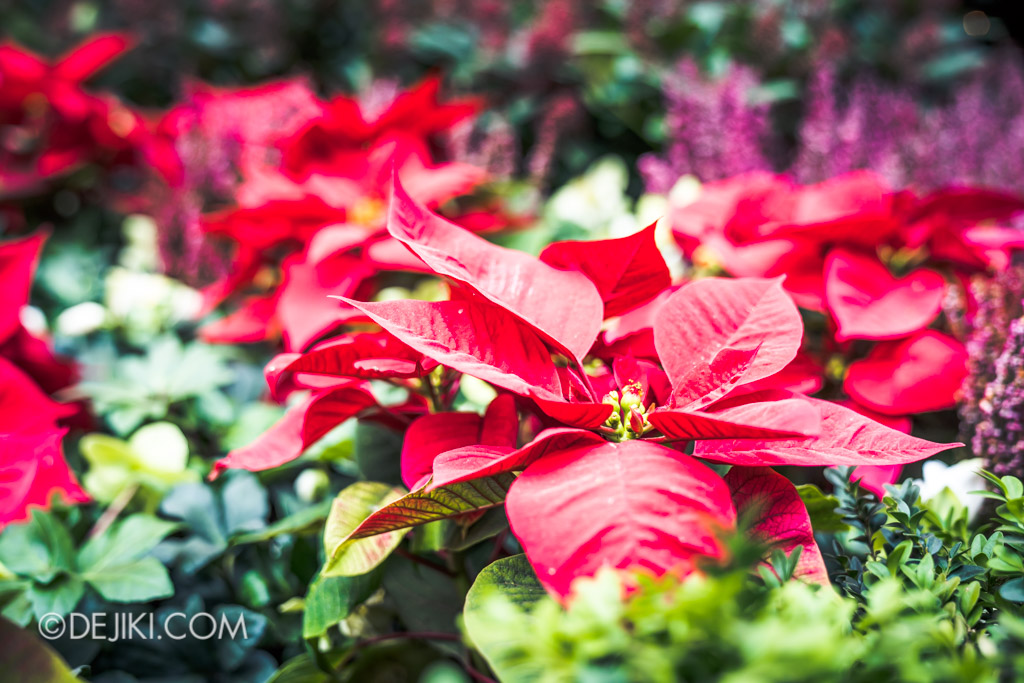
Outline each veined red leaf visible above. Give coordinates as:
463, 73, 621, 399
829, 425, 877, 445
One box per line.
539, 223, 671, 318
530, 394, 613, 429
653, 277, 802, 405
824, 248, 945, 342
430, 427, 604, 489
265, 332, 436, 398
323, 482, 408, 577
212, 386, 376, 477
650, 393, 820, 441
346, 474, 516, 539
339, 296, 564, 400
505, 440, 736, 597
278, 253, 373, 352
386, 175, 604, 361
725, 466, 829, 585
694, 398, 959, 466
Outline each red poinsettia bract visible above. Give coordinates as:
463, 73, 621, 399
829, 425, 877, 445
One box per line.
0, 233, 87, 528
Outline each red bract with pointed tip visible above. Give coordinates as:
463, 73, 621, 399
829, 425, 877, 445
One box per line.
386, 176, 604, 362
187, 77, 488, 351
211, 384, 377, 477
539, 222, 671, 318
280, 76, 480, 179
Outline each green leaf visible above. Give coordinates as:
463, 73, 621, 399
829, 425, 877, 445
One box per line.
0, 524, 52, 577
161, 482, 227, 547
28, 575, 84, 620
268, 652, 348, 683
0, 616, 80, 682
302, 570, 381, 639
323, 482, 408, 577
383, 559, 462, 636
467, 554, 545, 614
79, 425, 197, 503
29, 512, 75, 573
83, 556, 173, 603
232, 500, 332, 546
77, 514, 178, 573
221, 471, 269, 536
796, 484, 850, 533
354, 420, 404, 483
886, 540, 913, 576
347, 475, 515, 539
463, 555, 546, 681
1000, 577, 1024, 603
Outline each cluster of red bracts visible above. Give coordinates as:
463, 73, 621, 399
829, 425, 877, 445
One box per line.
185, 76, 488, 352
0, 34, 167, 198
668, 170, 1024, 495
218, 178, 958, 599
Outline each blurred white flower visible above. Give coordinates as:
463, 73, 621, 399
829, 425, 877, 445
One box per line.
547, 156, 633, 234
294, 469, 330, 503
668, 174, 702, 207
20, 305, 48, 336
914, 458, 987, 520
120, 214, 160, 272
105, 267, 202, 337
55, 301, 107, 337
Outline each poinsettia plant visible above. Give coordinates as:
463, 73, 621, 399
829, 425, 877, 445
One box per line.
215, 176, 958, 598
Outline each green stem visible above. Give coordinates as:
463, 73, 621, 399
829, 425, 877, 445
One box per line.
449, 549, 472, 599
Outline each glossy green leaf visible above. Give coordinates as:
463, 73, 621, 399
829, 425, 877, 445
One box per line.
302, 569, 381, 639
463, 554, 545, 681
796, 484, 850, 533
